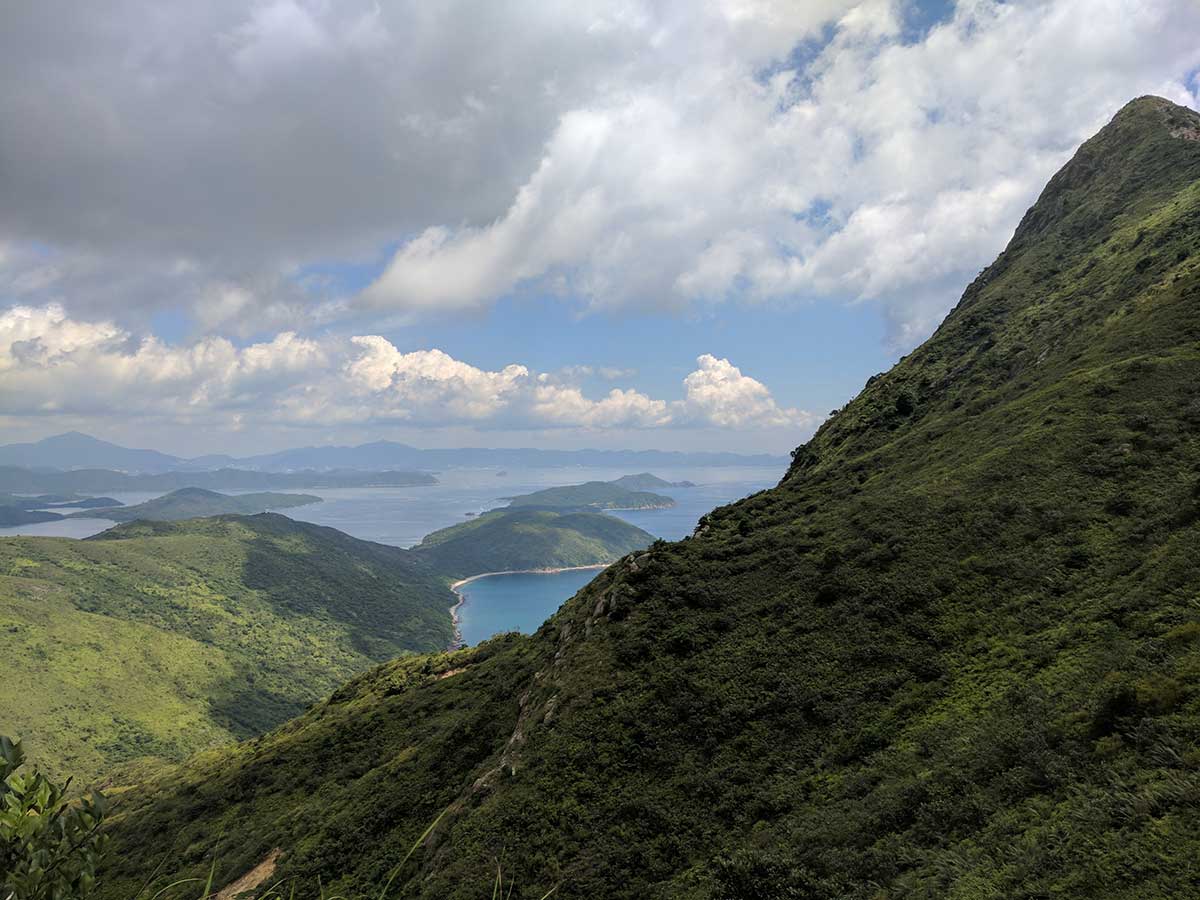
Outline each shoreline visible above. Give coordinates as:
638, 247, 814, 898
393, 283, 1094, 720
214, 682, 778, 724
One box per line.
446, 563, 611, 650
600, 503, 674, 511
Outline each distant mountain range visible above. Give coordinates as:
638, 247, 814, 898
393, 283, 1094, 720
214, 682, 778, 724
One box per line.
0, 432, 787, 475
0, 466, 435, 494
0, 432, 184, 473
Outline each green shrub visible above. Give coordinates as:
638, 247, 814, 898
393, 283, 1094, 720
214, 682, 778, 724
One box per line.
1, 736, 108, 900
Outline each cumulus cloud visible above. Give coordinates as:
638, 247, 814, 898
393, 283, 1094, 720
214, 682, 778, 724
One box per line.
0, 304, 326, 421
0, 305, 808, 434
532, 385, 672, 429
343, 339, 528, 420
361, 0, 1200, 338
3, 1, 1196, 343
678, 354, 814, 428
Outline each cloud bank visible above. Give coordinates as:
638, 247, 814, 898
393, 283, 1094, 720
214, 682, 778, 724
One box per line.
1, 1, 1197, 342
0, 305, 813, 434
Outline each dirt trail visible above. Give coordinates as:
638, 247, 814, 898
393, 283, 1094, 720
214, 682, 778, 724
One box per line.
214, 848, 283, 900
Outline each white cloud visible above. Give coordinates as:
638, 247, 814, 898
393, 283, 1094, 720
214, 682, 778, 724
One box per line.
0, 304, 327, 419
532, 384, 672, 429
343, 339, 528, 420
0, 305, 809, 433
360, 0, 1200, 342
598, 366, 636, 381
678, 354, 814, 428
2, 0, 1197, 348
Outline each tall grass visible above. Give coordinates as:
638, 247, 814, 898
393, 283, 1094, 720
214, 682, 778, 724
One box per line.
138, 808, 557, 900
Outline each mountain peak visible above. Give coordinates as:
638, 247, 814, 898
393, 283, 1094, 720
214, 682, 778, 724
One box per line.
0, 431, 183, 472
788, 94, 1200, 482
1113, 94, 1200, 130
44, 431, 108, 444
168, 487, 223, 498
1008, 95, 1200, 246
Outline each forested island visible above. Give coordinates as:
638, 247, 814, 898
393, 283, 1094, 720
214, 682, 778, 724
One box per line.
68, 487, 321, 522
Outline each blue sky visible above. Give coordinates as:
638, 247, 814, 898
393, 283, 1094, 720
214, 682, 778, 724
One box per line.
1, 0, 1198, 456
369, 294, 891, 428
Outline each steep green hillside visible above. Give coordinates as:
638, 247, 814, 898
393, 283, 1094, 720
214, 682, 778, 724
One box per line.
505, 481, 674, 509
71, 487, 320, 522
98, 97, 1200, 898
414, 508, 654, 579
0, 514, 453, 781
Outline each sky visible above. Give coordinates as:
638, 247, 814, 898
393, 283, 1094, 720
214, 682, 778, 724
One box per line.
1, 0, 1199, 457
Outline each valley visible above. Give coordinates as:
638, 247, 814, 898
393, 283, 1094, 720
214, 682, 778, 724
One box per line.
0, 467, 752, 782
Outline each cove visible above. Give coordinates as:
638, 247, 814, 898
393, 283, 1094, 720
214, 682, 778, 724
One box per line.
452, 567, 606, 647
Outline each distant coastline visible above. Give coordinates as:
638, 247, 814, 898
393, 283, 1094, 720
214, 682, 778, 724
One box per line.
601, 503, 673, 511
447, 564, 611, 650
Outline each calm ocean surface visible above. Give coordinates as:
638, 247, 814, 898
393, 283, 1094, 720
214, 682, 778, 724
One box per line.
454, 568, 604, 646
0, 464, 782, 644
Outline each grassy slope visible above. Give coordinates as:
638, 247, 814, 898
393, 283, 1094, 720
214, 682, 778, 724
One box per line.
98, 98, 1200, 898
504, 482, 675, 509
0, 514, 454, 781
74, 488, 320, 522
413, 508, 655, 579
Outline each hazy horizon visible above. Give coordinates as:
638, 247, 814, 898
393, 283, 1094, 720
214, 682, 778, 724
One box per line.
0, 426, 796, 461
3, 1, 1198, 456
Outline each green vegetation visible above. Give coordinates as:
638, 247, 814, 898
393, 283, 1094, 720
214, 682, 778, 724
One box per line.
504, 481, 674, 510
0, 494, 122, 510
84, 97, 1200, 899
610, 473, 695, 490
0, 507, 64, 526
500, 473, 693, 510
0, 514, 454, 781
0, 493, 122, 526
414, 508, 654, 579
50, 497, 123, 509
1, 736, 108, 900
69, 487, 321, 522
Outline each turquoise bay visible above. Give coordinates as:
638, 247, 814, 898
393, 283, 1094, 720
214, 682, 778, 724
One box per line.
453, 568, 604, 647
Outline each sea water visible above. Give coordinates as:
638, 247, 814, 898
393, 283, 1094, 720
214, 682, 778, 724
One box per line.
438, 465, 781, 645
0, 464, 781, 642
454, 568, 603, 646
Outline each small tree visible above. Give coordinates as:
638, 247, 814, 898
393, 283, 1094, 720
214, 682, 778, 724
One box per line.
1, 736, 108, 900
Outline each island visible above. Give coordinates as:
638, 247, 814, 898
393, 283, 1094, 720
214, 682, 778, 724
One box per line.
0, 507, 65, 527
68, 487, 322, 522
609, 472, 696, 490
0, 492, 123, 510
504, 480, 675, 510
413, 507, 654, 580
0, 492, 127, 526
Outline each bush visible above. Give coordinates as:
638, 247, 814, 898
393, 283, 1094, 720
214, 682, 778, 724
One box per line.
1, 736, 108, 900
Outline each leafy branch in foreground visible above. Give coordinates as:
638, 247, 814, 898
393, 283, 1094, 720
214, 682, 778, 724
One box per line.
1, 736, 109, 900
